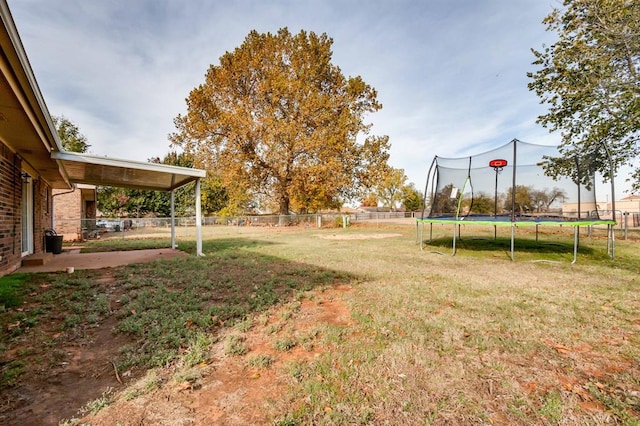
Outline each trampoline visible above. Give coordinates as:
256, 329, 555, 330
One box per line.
417, 139, 616, 263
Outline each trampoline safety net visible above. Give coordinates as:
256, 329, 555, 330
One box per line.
422, 139, 607, 222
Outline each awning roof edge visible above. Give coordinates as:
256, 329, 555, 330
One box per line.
51, 151, 206, 191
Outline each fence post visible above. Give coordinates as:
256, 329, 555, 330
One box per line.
624, 211, 629, 240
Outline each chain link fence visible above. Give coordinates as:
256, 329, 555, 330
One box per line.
51, 210, 638, 243
53, 212, 415, 242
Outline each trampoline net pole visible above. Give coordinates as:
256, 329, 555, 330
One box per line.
511, 139, 517, 223
510, 225, 515, 261
572, 226, 579, 264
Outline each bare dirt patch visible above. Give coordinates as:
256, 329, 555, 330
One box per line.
73, 285, 353, 425
1, 271, 141, 425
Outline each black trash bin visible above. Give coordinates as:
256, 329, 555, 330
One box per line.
45, 229, 64, 254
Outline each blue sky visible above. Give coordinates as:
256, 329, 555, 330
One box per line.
10, 0, 573, 194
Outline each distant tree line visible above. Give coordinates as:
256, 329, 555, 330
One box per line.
429, 185, 567, 216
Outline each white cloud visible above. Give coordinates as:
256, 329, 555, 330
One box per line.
12, 0, 626, 197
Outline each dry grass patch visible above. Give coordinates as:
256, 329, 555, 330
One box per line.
316, 232, 403, 240
4, 224, 639, 425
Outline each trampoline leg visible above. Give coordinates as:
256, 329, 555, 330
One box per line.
510, 225, 515, 261
452, 223, 457, 256
571, 226, 578, 264
608, 224, 616, 259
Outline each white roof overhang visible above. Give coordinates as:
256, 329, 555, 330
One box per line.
52, 151, 206, 191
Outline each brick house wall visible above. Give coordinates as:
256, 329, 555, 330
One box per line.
0, 140, 53, 276
0, 141, 22, 275
53, 188, 82, 240
53, 186, 97, 241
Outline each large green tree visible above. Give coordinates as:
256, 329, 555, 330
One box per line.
149, 153, 229, 215
528, 0, 640, 191
468, 192, 495, 215
401, 183, 423, 212
504, 185, 535, 215
430, 184, 459, 216
97, 152, 228, 217
376, 168, 407, 211
171, 27, 390, 214
97, 186, 169, 217
53, 115, 90, 153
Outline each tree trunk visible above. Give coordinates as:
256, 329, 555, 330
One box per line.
278, 195, 290, 216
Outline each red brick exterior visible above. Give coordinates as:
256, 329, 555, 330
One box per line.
53, 189, 82, 240
0, 142, 22, 276
53, 187, 97, 241
0, 140, 52, 276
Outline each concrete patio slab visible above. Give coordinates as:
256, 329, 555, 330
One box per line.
17, 248, 188, 273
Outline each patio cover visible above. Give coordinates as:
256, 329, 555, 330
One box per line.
51, 151, 207, 256
51, 151, 205, 191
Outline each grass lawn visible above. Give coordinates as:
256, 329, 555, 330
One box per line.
2, 222, 639, 425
